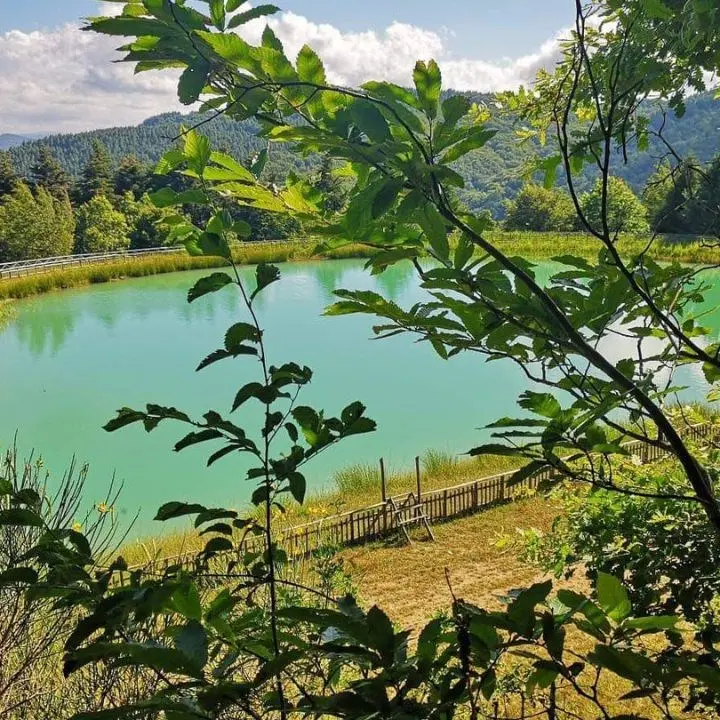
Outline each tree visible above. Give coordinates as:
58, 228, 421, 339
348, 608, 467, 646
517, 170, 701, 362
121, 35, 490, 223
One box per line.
117, 192, 177, 249
75, 140, 113, 204
0, 151, 18, 197
72, 3, 720, 718
314, 155, 346, 215
503, 183, 576, 231
580, 177, 649, 235
74, 194, 130, 254
0, 182, 74, 261
30, 145, 70, 199
643, 158, 702, 234
114, 154, 152, 198
688, 155, 720, 237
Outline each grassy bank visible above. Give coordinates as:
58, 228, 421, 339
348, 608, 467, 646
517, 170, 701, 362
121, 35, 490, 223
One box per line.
121, 450, 526, 567
488, 230, 720, 263
0, 241, 371, 300
2, 232, 719, 302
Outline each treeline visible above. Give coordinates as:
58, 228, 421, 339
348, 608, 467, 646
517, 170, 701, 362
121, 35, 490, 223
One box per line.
504, 165, 720, 236
8, 113, 313, 181
0, 141, 336, 263
8, 92, 720, 220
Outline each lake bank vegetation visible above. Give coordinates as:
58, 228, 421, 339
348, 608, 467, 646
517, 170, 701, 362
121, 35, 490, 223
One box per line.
3, 1, 720, 719
2, 230, 720, 302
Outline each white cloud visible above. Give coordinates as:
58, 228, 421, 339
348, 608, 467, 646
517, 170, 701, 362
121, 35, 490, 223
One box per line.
0, 7, 565, 134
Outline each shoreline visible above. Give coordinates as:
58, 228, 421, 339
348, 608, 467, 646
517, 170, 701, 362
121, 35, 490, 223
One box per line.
1, 232, 719, 302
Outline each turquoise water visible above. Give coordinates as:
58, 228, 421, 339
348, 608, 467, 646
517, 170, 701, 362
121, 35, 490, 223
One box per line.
0, 259, 718, 533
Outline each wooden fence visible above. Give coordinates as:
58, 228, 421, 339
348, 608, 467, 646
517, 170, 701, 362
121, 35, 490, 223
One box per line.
137, 422, 717, 577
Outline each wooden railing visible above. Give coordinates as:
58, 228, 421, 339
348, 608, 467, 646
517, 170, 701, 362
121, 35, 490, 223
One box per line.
136, 422, 717, 577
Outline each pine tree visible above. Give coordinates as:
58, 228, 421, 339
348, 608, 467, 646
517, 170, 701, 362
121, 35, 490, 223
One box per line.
643, 159, 700, 234
114, 155, 152, 198
31, 145, 70, 200
0, 151, 18, 198
75, 140, 113, 204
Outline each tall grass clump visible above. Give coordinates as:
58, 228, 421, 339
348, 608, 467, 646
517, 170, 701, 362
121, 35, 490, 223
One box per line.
333, 463, 383, 496
0, 241, 375, 301
421, 449, 460, 479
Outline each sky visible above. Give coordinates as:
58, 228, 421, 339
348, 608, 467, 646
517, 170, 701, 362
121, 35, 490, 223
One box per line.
0, 0, 573, 134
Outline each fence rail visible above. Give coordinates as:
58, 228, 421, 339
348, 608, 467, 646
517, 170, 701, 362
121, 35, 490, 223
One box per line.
137, 422, 717, 577
0, 241, 294, 279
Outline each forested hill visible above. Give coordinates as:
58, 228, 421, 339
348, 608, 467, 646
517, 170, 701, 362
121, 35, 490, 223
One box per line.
7, 92, 720, 217
8, 113, 314, 185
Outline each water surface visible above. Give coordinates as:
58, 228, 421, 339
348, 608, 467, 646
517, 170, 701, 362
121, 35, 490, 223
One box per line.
1, 259, 717, 533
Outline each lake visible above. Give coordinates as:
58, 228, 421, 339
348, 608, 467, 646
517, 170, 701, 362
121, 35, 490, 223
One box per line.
1, 258, 718, 533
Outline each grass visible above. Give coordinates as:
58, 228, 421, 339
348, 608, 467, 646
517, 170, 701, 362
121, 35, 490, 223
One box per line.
487, 230, 720, 264
0, 240, 371, 301
2, 231, 720, 304
119, 449, 526, 567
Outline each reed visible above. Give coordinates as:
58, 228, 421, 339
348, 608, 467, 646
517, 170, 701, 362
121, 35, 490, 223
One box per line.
0, 241, 372, 300
2, 232, 720, 302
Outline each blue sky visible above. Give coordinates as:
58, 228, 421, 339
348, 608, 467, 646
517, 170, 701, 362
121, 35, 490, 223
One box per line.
0, 1, 572, 133
1, 0, 571, 61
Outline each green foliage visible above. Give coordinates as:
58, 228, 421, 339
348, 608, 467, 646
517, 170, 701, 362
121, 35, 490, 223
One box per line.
524, 455, 720, 626
580, 177, 650, 235
30, 145, 70, 200
116, 192, 179, 249
0, 182, 75, 261
7, 3, 716, 719
75, 140, 114, 204
504, 183, 577, 231
74, 194, 130, 253
0, 151, 18, 197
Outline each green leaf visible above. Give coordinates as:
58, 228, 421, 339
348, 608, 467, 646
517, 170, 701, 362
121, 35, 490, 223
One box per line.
518, 392, 561, 418
420, 204, 449, 260
178, 62, 210, 105
209, 0, 225, 29
174, 429, 223, 452
228, 4, 280, 29
297, 44, 326, 85
252, 263, 281, 299
155, 502, 207, 522
441, 127, 497, 163
204, 536, 233, 555
350, 101, 392, 143
287, 473, 306, 504
187, 272, 233, 303
0, 508, 44, 528
0, 567, 39, 585
596, 572, 631, 622
174, 620, 208, 668
184, 130, 212, 175
172, 584, 202, 621
508, 580, 552, 636
539, 154, 562, 189
413, 60, 442, 119
441, 95, 472, 129
371, 178, 404, 219
625, 615, 678, 631
225, 322, 261, 352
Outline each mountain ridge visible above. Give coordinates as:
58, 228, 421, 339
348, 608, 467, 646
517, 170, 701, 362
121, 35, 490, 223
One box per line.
6, 92, 720, 217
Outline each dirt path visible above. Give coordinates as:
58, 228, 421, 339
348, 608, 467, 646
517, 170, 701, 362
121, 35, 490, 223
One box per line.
342, 496, 561, 630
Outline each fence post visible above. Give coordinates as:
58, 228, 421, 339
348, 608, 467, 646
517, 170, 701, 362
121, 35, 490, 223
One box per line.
380, 458, 387, 503
415, 456, 421, 510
